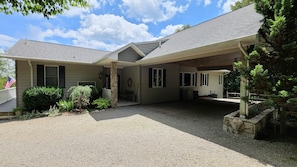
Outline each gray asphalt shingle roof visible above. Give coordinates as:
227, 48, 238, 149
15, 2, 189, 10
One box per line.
5, 39, 111, 64
4, 5, 263, 65
143, 4, 263, 60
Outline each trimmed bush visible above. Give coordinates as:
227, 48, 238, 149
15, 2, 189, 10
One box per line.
23, 87, 63, 111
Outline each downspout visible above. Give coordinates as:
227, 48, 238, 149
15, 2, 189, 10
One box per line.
28, 60, 33, 87
238, 41, 249, 118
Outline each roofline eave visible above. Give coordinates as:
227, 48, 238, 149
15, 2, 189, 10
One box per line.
136, 35, 258, 66
1, 54, 95, 65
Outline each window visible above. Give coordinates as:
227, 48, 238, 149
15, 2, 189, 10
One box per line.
45, 66, 58, 87
149, 68, 166, 88
180, 72, 196, 87
200, 73, 209, 86
37, 65, 65, 87
78, 81, 96, 86
219, 74, 223, 85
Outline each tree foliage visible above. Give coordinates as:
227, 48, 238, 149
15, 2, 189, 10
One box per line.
175, 24, 191, 33
236, 0, 297, 135
0, 0, 89, 18
224, 70, 241, 93
0, 57, 15, 90
231, 0, 254, 11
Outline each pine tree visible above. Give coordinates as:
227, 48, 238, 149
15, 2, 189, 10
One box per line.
237, 0, 297, 135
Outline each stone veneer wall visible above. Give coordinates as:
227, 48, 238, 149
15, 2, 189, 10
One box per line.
223, 109, 274, 138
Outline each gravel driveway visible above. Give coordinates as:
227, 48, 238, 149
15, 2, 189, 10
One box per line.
0, 100, 297, 167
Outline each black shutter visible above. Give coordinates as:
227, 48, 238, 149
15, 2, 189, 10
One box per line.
59, 66, 65, 88
149, 68, 152, 88
37, 65, 44, 86
163, 69, 166, 87
179, 73, 182, 86
207, 74, 209, 86
195, 73, 197, 86
200, 73, 202, 86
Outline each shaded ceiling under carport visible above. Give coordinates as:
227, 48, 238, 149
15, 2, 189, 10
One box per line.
175, 52, 241, 71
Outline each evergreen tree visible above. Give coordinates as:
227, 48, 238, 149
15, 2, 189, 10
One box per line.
175, 24, 191, 33
236, 0, 297, 135
231, 0, 254, 11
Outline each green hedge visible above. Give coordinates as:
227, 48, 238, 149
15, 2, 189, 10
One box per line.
23, 87, 63, 111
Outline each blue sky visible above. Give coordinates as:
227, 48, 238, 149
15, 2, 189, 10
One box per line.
0, 0, 238, 52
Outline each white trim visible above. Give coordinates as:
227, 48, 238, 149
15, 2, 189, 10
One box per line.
152, 68, 164, 88
200, 73, 209, 86
180, 72, 196, 87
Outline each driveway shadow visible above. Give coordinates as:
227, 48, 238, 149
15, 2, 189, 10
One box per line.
90, 99, 297, 167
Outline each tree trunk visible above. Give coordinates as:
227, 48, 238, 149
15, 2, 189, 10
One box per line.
279, 107, 286, 136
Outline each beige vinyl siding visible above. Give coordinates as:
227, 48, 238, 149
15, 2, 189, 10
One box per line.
16, 61, 103, 107
197, 71, 224, 98
122, 66, 140, 102
33, 62, 103, 97
118, 47, 142, 62
16, 61, 31, 107
141, 63, 179, 104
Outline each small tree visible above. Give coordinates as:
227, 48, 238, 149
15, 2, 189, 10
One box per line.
236, 0, 297, 135
224, 70, 241, 94
68, 85, 92, 112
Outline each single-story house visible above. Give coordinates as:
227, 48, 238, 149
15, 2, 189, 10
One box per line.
2, 4, 263, 108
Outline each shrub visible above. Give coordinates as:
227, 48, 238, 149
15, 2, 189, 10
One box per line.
92, 98, 110, 110
23, 87, 63, 111
56, 100, 73, 112
44, 105, 62, 117
68, 85, 92, 111
18, 110, 46, 120
89, 86, 100, 108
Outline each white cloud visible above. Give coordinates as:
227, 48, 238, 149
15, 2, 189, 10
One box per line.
26, 14, 159, 51
204, 0, 211, 6
217, 0, 237, 13
120, 0, 189, 23
63, 0, 111, 17
0, 34, 18, 49
78, 14, 157, 43
197, 0, 211, 6
160, 24, 183, 36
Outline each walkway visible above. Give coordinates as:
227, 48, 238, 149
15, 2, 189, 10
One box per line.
1, 100, 296, 166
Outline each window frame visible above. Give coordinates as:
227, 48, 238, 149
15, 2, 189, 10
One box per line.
44, 65, 59, 87
219, 74, 223, 85
200, 73, 209, 86
77, 81, 96, 86
180, 72, 197, 87
152, 68, 164, 88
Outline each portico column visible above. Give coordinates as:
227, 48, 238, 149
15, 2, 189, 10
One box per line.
110, 62, 118, 108
239, 52, 249, 118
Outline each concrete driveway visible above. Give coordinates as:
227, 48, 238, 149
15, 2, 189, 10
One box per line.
0, 99, 297, 167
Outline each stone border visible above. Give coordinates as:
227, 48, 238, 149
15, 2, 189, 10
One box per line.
223, 108, 274, 138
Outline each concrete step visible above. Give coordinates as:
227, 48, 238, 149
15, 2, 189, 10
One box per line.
0, 112, 14, 116
0, 115, 16, 120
